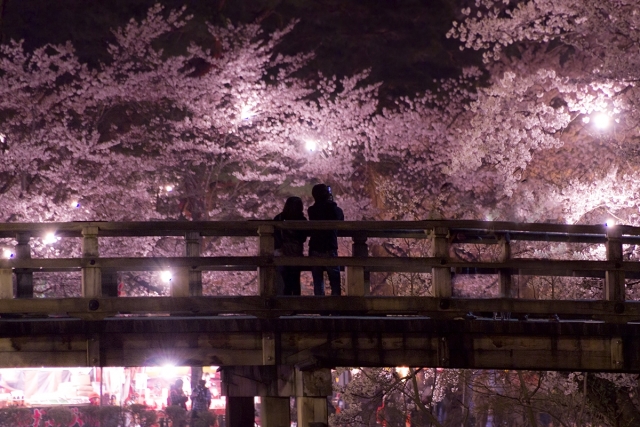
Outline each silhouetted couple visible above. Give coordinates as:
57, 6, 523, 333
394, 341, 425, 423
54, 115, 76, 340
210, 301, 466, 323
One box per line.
274, 183, 344, 295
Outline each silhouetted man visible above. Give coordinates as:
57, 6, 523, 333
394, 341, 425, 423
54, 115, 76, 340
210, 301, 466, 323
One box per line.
308, 183, 344, 295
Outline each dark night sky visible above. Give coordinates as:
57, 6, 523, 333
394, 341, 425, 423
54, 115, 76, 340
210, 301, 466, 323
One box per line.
1, 0, 479, 99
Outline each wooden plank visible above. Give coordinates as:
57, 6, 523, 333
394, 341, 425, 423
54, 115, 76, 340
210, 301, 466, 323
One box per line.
473, 336, 607, 352
0, 352, 88, 367
606, 226, 625, 301
258, 225, 276, 297
87, 335, 100, 366
263, 332, 276, 365
611, 337, 624, 370
0, 337, 87, 352
185, 231, 202, 296
0, 296, 639, 321
0, 269, 12, 299
14, 232, 32, 298
0, 220, 618, 240
6, 256, 637, 279
297, 397, 328, 427
103, 347, 263, 367
114, 334, 262, 350
261, 397, 291, 427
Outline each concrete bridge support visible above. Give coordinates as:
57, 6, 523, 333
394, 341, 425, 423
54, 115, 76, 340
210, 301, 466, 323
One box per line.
221, 365, 332, 427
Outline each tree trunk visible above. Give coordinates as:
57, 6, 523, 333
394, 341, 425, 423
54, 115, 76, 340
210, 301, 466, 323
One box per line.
585, 375, 640, 427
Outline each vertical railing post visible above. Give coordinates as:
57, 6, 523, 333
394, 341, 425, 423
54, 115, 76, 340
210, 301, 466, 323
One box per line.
605, 226, 625, 302
101, 272, 118, 297
497, 235, 512, 320
498, 235, 512, 298
185, 231, 202, 296
15, 232, 32, 298
258, 225, 276, 297
82, 226, 101, 298
0, 269, 11, 299
346, 233, 368, 296
0, 256, 12, 299
171, 231, 198, 298
431, 227, 451, 298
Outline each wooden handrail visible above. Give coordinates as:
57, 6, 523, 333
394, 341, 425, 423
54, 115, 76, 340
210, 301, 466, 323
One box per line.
0, 220, 634, 312
0, 219, 631, 237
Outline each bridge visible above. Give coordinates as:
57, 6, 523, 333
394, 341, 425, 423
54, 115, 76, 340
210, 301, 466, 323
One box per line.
0, 220, 639, 426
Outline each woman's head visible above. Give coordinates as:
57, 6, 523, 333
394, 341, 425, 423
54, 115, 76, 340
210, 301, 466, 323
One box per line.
282, 196, 304, 219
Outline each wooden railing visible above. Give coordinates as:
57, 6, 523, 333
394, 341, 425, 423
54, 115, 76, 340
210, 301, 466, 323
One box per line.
0, 220, 639, 322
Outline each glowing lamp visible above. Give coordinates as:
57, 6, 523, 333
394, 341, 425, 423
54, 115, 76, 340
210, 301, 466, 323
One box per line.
43, 233, 59, 245
240, 105, 255, 121
165, 185, 173, 192
593, 113, 610, 130
71, 200, 80, 208
2, 248, 13, 259
160, 271, 173, 282
395, 366, 410, 378
606, 219, 616, 227
305, 139, 317, 152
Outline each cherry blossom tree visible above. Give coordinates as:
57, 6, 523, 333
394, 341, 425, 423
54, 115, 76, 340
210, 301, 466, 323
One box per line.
0, 4, 382, 226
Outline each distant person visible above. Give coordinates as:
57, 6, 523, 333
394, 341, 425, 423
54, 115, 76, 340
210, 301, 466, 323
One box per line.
191, 379, 212, 425
274, 196, 307, 295
308, 184, 344, 295
168, 379, 188, 410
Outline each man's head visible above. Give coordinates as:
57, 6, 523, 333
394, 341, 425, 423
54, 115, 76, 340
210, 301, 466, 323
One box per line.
312, 183, 331, 202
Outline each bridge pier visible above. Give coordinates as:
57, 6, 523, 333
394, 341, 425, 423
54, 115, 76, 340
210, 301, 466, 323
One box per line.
221, 365, 332, 427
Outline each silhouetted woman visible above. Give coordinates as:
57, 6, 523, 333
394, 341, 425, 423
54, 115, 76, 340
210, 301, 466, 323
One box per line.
274, 197, 307, 295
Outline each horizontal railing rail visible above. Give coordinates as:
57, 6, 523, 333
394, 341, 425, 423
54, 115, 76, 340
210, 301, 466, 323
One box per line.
0, 220, 636, 319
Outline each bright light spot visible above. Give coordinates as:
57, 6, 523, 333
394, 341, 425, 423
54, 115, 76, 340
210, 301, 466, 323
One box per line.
70, 200, 80, 208
305, 139, 317, 152
396, 367, 410, 378
165, 185, 173, 192
593, 113, 610, 130
582, 116, 590, 124
606, 219, 616, 227
2, 248, 13, 259
0, 133, 5, 143
160, 271, 173, 282
43, 233, 59, 245
240, 105, 256, 121
161, 363, 178, 380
